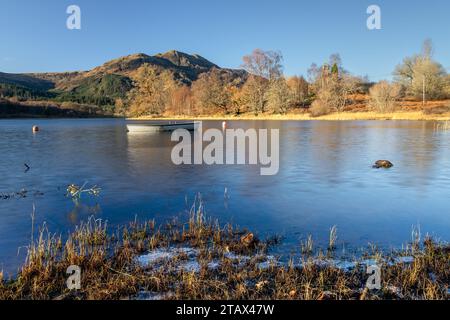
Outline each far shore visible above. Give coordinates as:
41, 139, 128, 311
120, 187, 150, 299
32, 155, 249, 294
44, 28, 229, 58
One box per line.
128, 111, 450, 122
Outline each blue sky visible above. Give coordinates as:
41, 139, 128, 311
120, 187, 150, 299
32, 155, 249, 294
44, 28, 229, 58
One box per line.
0, 0, 449, 80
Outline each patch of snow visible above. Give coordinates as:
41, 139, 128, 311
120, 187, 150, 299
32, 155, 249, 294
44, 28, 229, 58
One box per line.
137, 250, 173, 266
178, 260, 201, 273
360, 259, 380, 266
207, 261, 220, 270
335, 260, 357, 271
224, 252, 250, 261
394, 256, 414, 264
138, 247, 227, 273
137, 247, 199, 267
135, 291, 173, 300
257, 256, 279, 270
302, 258, 357, 271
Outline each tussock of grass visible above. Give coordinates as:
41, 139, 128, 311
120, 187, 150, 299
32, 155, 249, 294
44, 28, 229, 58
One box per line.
0, 206, 448, 300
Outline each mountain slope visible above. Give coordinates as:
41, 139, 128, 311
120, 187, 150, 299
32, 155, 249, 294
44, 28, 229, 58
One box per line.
0, 72, 54, 91
0, 50, 248, 107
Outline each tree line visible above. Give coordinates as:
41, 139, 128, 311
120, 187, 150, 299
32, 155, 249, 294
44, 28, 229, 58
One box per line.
123, 39, 450, 117
121, 49, 310, 117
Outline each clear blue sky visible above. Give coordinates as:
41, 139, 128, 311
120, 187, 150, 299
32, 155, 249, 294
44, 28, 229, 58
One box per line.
1, 0, 449, 81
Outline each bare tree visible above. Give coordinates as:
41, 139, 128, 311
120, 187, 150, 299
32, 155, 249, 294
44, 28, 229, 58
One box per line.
369, 81, 402, 113
307, 63, 321, 85
240, 49, 284, 114
411, 58, 447, 100
242, 49, 283, 80
334, 74, 363, 112
394, 39, 447, 100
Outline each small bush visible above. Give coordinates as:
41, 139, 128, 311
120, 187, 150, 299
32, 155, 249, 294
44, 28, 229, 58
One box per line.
309, 87, 336, 117
369, 81, 402, 113
309, 100, 331, 117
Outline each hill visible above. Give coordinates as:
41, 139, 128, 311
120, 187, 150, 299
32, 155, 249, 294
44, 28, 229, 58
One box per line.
0, 50, 247, 112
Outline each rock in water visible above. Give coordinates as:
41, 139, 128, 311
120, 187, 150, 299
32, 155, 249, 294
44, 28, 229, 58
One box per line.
373, 160, 394, 169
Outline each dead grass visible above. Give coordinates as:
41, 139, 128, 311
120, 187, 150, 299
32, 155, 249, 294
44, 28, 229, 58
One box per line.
0, 203, 448, 300
129, 111, 450, 121
128, 97, 450, 121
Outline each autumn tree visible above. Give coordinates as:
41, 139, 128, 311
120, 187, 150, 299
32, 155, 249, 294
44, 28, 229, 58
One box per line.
241, 49, 284, 114
287, 76, 310, 108
191, 69, 231, 114
394, 39, 447, 100
128, 64, 175, 116
167, 85, 193, 116
308, 54, 362, 114
239, 76, 265, 115
114, 98, 126, 116
266, 77, 291, 114
228, 85, 247, 115
308, 54, 346, 93
410, 58, 447, 100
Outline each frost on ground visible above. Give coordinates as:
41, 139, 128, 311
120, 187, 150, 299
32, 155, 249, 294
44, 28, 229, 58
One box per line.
136, 247, 278, 273
137, 247, 198, 267
137, 247, 416, 274
137, 247, 201, 272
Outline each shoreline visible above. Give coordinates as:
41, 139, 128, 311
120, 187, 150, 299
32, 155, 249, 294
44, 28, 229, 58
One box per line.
128, 111, 450, 122
1, 209, 448, 300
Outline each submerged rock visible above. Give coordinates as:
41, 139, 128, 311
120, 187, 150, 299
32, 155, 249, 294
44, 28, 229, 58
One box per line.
373, 160, 394, 169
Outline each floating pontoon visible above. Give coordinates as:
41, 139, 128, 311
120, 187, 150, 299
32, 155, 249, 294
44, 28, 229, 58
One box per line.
126, 121, 201, 133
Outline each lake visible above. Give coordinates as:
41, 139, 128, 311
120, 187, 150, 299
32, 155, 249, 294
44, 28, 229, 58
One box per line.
1, 119, 449, 274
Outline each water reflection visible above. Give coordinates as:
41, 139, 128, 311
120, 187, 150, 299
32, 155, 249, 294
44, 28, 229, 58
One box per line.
67, 202, 102, 225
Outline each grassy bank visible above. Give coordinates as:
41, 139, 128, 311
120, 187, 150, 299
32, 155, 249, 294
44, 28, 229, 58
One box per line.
128, 98, 450, 121
0, 203, 448, 300
129, 111, 450, 121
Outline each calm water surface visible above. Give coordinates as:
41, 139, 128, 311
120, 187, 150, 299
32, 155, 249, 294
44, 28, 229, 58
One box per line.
1, 119, 449, 273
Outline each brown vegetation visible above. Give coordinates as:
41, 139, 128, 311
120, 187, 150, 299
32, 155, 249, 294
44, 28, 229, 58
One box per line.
125, 41, 449, 120
369, 81, 402, 113
0, 98, 102, 118
0, 203, 448, 300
